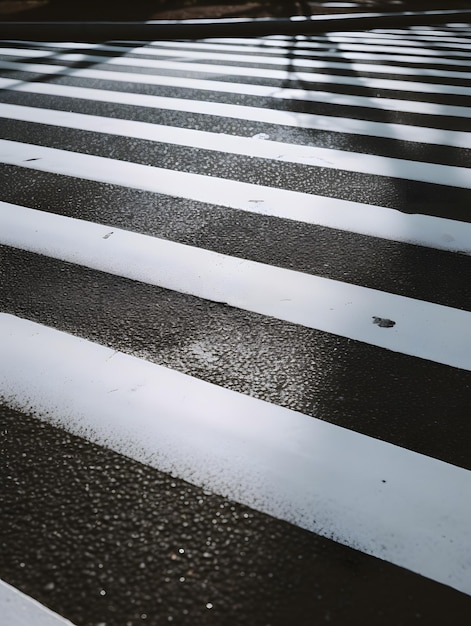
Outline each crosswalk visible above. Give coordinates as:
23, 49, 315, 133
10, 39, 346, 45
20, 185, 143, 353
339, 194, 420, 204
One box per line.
1, 21, 471, 624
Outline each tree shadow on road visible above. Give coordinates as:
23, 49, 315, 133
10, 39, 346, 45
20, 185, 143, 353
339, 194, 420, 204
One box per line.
273, 28, 471, 467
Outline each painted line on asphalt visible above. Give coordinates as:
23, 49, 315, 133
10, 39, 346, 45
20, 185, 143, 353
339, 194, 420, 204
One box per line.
320, 33, 471, 51
31, 37, 470, 69
2, 202, 471, 370
1, 142, 471, 254
202, 42, 471, 68
4, 41, 470, 80
2, 104, 469, 187
120, 47, 471, 81
1, 59, 469, 118
3, 48, 470, 97
1, 312, 471, 596
330, 27, 471, 39
0, 580, 75, 626
329, 31, 471, 45
1, 77, 470, 149
143, 38, 471, 70
206, 35, 471, 61
370, 28, 471, 41
266, 35, 471, 58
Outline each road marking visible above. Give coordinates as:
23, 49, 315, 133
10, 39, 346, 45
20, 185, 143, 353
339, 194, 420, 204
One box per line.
1, 313, 470, 596
206, 35, 471, 60
1, 142, 470, 254
320, 33, 471, 51
148, 39, 471, 70
370, 28, 471, 42
0, 580, 75, 626
2, 104, 469, 187
1, 59, 469, 118
2, 202, 471, 370
2, 48, 470, 97
335, 31, 471, 45
18, 37, 471, 69
4, 42, 470, 81
1, 77, 470, 148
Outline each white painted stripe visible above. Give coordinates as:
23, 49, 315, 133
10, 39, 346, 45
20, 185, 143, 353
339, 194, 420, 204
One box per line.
2, 203, 471, 370
1, 144, 470, 255
3, 104, 469, 188
0, 46, 72, 60
354, 34, 471, 48
274, 36, 471, 59
330, 30, 471, 44
5, 42, 470, 80
14, 34, 471, 50
96, 46, 471, 81
0, 580, 75, 626
1, 313, 470, 596
145, 39, 471, 70
140, 48, 471, 81
206, 36, 471, 61
1, 78, 470, 149
3, 49, 471, 97
373, 28, 471, 41
323, 33, 471, 51
1, 59, 469, 118
44, 38, 471, 69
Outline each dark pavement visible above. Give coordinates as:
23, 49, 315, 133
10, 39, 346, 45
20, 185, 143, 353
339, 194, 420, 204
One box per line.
1, 15, 471, 625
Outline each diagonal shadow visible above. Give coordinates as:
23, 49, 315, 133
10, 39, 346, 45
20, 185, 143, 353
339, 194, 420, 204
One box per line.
0, 39, 156, 90
274, 23, 471, 465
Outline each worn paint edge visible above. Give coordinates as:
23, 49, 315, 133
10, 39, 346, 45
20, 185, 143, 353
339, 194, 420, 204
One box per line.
1, 313, 470, 596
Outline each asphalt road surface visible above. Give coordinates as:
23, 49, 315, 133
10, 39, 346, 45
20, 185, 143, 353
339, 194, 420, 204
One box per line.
1, 16, 471, 626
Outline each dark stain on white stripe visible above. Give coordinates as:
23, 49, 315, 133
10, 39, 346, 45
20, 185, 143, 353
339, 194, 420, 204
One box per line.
372, 316, 396, 328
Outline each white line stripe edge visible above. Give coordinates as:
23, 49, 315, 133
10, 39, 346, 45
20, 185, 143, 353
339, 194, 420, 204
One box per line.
2, 47, 471, 96
1, 142, 471, 256
1, 313, 470, 596
1, 78, 469, 149
2, 202, 471, 371
0, 580, 75, 626
1, 58, 469, 118
3, 42, 471, 80
1, 104, 469, 188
